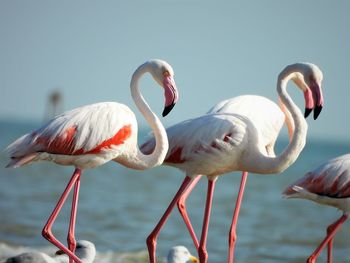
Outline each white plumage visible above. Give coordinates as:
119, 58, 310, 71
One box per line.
143, 113, 247, 177
142, 62, 324, 263
5, 59, 179, 263
284, 153, 350, 210
167, 246, 198, 263
6, 102, 136, 169
207, 94, 287, 155
283, 154, 350, 262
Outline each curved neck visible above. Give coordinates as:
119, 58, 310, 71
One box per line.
128, 63, 169, 170
251, 71, 308, 174
278, 97, 294, 142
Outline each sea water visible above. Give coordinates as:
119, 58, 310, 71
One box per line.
0, 120, 349, 263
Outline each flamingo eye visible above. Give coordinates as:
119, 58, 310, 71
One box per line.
163, 70, 170, 77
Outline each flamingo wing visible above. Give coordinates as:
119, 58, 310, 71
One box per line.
208, 95, 285, 149
284, 154, 350, 198
141, 113, 247, 164
6, 102, 135, 162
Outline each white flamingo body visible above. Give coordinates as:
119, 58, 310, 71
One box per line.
6, 102, 138, 169
5, 59, 179, 263
283, 154, 350, 263
144, 113, 246, 176
142, 62, 324, 263
143, 94, 297, 177
207, 95, 288, 155
143, 100, 301, 179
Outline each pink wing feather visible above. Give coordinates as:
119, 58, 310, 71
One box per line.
284, 154, 350, 198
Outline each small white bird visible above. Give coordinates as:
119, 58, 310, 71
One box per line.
5, 240, 96, 263
167, 246, 198, 263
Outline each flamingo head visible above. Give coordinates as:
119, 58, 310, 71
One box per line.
290, 63, 324, 120
148, 59, 179, 117
301, 63, 324, 120
167, 246, 199, 263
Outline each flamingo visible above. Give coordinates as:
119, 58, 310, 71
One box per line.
5, 59, 179, 263
5, 240, 96, 263
141, 62, 324, 263
283, 154, 350, 263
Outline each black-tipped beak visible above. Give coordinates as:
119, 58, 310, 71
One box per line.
162, 103, 176, 117
304, 108, 312, 118
313, 105, 322, 120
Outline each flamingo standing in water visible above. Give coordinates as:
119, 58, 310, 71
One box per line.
141, 62, 324, 263
5, 59, 179, 263
283, 154, 350, 263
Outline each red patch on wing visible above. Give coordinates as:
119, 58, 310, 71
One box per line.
37, 126, 78, 155
307, 173, 327, 194
76, 125, 132, 154
165, 147, 185, 163
284, 171, 350, 198
328, 175, 342, 196
338, 180, 350, 197
36, 125, 132, 155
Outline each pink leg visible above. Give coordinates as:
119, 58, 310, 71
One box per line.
327, 234, 333, 263
68, 174, 81, 263
177, 175, 202, 249
228, 171, 248, 263
307, 214, 348, 263
42, 168, 83, 263
147, 176, 193, 263
198, 178, 216, 263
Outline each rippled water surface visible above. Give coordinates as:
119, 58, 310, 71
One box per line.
0, 120, 350, 262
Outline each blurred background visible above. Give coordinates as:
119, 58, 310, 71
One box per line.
1, 0, 350, 262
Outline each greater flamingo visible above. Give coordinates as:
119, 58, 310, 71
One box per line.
5, 59, 179, 263
5, 240, 96, 263
141, 62, 324, 263
283, 154, 350, 263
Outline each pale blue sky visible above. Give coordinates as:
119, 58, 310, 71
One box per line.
0, 0, 349, 140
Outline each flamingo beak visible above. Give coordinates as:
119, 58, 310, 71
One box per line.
304, 108, 312, 118
313, 105, 322, 120
163, 103, 176, 117
311, 82, 324, 120
162, 74, 179, 117
303, 82, 324, 120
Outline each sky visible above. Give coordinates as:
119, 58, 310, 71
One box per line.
0, 0, 349, 141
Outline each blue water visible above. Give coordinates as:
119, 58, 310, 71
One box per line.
0, 120, 350, 263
